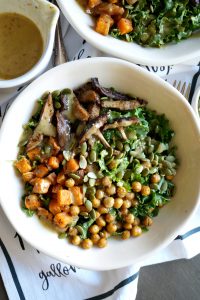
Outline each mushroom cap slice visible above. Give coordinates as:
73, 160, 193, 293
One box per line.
101, 99, 147, 110
103, 117, 139, 130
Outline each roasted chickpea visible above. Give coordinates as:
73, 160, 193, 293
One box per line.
120, 207, 128, 215
96, 189, 104, 199
70, 205, 80, 216
100, 230, 110, 239
89, 224, 100, 234
117, 186, 127, 198
122, 199, 132, 209
81, 238, 93, 249
103, 197, 114, 208
106, 223, 117, 233
123, 222, 132, 230
151, 174, 161, 183
133, 217, 140, 226
65, 178, 75, 188
114, 198, 123, 209
68, 227, 78, 236
92, 198, 101, 208
122, 230, 131, 240
132, 181, 142, 192
91, 233, 100, 244
142, 216, 153, 226
142, 160, 151, 169
131, 225, 142, 237
105, 213, 115, 223
71, 235, 81, 246
97, 238, 107, 248
102, 176, 112, 187
98, 205, 109, 214
105, 184, 116, 196
141, 185, 151, 196
125, 192, 135, 201
124, 213, 135, 224
96, 216, 106, 227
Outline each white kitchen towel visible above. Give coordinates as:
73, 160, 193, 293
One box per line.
0, 15, 200, 300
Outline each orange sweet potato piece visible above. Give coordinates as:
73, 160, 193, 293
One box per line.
27, 147, 41, 161
70, 186, 83, 206
15, 157, 32, 173
95, 14, 114, 35
57, 189, 73, 206
49, 198, 62, 215
22, 171, 34, 182
117, 18, 133, 35
34, 164, 49, 178
33, 178, 51, 194
65, 158, 79, 173
88, 0, 102, 9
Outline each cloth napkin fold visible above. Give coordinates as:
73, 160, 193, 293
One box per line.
0, 17, 200, 300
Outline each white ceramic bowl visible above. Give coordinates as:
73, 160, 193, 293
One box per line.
0, 0, 59, 90
0, 58, 200, 270
57, 0, 200, 66
191, 86, 200, 118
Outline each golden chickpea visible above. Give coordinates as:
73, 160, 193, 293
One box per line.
133, 217, 140, 226
95, 211, 100, 219
114, 198, 123, 209
108, 160, 118, 170
96, 216, 106, 227
132, 181, 142, 193
122, 199, 132, 209
68, 227, 78, 236
91, 233, 100, 244
97, 238, 107, 248
120, 207, 128, 215
131, 225, 142, 237
106, 184, 116, 196
166, 175, 174, 181
65, 178, 75, 188
70, 205, 80, 216
71, 235, 81, 246
117, 186, 127, 198
142, 161, 151, 169
122, 230, 131, 240
106, 223, 117, 234
125, 192, 135, 201
123, 222, 132, 230
98, 205, 109, 214
102, 176, 112, 187
89, 224, 100, 234
92, 198, 101, 208
124, 213, 135, 224
105, 213, 115, 223
151, 174, 161, 183
103, 197, 114, 208
142, 216, 153, 226
96, 189, 104, 199
141, 185, 151, 196
99, 230, 110, 239
81, 238, 93, 249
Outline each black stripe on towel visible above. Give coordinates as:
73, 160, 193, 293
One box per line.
84, 272, 139, 300
0, 238, 26, 300
175, 226, 200, 241
188, 63, 200, 104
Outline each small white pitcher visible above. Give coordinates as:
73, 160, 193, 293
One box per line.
0, 0, 59, 91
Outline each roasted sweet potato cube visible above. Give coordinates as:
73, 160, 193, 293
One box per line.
54, 212, 73, 228
46, 172, 57, 185
25, 194, 41, 210
95, 14, 114, 35
70, 186, 83, 206
117, 18, 133, 35
49, 198, 62, 215
57, 172, 66, 185
33, 178, 51, 194
22, 172, 34, 182
57, 189, 72, 206
34, 164, 49, 178
88, 0, 102, 9
64, 158, 79, 174
15, 157, 32, 173
27, 147, 41, 161
52, 184, 63, 193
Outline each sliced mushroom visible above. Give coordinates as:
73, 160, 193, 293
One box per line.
88, 103, 100, 120
78, 90, 100, 104
91, 78, 131, 100
92, 3, 124, 16
79, 114, 108, 144
56, 111, 71, 150
101, 99, 147, 110
26, 94, 56, 151
103, 117, 139, 140
73, 96, 89, 121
